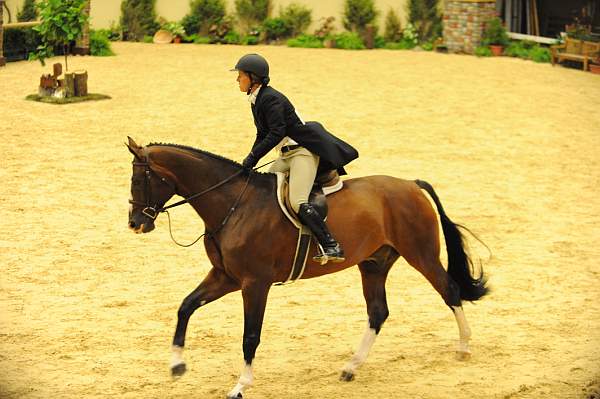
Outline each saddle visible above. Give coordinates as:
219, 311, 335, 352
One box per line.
274, 170, 344, 285
280, 169, 343, 223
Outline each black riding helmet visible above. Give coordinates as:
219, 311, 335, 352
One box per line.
231, 53, 270, 89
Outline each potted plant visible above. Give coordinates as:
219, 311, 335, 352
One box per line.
482, 17, 510, 56
163, 21, 186, 43
590, 52, 600, 74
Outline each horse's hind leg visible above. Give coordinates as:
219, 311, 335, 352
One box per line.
171, 267, 240, 377
406, 253, 472, 360
341, 246, 398, 382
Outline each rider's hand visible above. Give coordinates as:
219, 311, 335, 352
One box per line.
242, 153, 258, 171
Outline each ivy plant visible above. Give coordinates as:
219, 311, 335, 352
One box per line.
29, 0, 89, 70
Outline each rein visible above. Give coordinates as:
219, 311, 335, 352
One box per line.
130, 159, 274, 247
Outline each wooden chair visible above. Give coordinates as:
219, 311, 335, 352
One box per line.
551, 37, 600, 71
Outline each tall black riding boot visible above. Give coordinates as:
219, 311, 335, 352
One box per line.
297, 203, 345, 263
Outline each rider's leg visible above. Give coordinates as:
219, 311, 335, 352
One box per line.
288, 149, 345, 263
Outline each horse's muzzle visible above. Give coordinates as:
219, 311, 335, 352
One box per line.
129, 218, 155, 234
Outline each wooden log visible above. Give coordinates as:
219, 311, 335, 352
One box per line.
53, 63, 62, 78
74, 0, 91, 55
64, 73, 75, 97
0, 0, 5, 67
74, 70, 88, 96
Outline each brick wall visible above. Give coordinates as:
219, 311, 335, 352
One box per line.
443, 0, 496, 54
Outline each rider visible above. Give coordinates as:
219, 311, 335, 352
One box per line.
232, 53, 358, 263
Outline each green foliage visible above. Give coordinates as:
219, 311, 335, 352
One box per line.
107, 21, 123, 41
3, 27, 41, 61
401, 23, 418, 47
410, 0, 442, 42
384, 8, 402, 43
504, 41, 551, 63
343, 0, 378, 33
384, 40, 415, 50
162, 21, 186, 37
241, 35, 259, 45
90, 30, 115, 56
374, 35, 386, 48
286, 34, 323, 48
235, 0, 272, 29
181, 0, 226, 35
530, 46, 551, 63
482, 17, 509, 46
223, 31, 241, 44
143, 35, 154, 43
263, 17, 292, 41
29, 0, 89, 67
193, 35, 212, 44
17, 0, 38, 22
406, 0, 442, 43
421, 41, 434, 51
474, 45, 492, 57
208, 15, 236, 43
333, 31, 365, 50
279, 3, 312, 37
120, 0, 160, 41
314, 16, 336, 39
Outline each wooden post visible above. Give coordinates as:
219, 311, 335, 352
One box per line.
0, 0, 6, 67
74, 0, 91, 55
64, 73, 75, 97
74, 70, 88, 96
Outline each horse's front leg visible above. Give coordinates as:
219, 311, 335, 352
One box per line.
171, 267, 239, 377
227, 279, 271, 399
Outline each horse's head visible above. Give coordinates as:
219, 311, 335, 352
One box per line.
126, 137, 176, 234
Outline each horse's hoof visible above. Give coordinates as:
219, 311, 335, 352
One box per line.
171, 362, 187, 377
455, 351, 471, 361
340, 370, 355, 382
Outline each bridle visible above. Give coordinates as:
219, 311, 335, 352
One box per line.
129, 159, 252, 247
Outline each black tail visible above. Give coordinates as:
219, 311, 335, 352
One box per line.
414, 179, 489, 301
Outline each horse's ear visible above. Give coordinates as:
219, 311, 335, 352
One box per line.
126, 136, 143, 159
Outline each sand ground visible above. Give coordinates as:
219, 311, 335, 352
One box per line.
1, 42, 599, 399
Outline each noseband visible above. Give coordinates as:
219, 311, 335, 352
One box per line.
128, 161, 173, 220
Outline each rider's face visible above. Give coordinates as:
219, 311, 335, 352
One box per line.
237, 71, 251, 92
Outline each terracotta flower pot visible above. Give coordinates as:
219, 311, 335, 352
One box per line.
490, 45, 504, 56
173, 36, 182, 44
590, 63, 600, 74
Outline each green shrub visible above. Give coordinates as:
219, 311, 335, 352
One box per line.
314, 16, 336, 39
235, 0, 272, 30
120, 0, 160, 41
241, 35, 259, 45
343, 0, 378, 34
208, 15, 236, 43
384, 40, 414, 50
384, 8, 402, 43
143, 35, 154, 43
482, 17, 509, 46
3, 27, 41, 61
530, 46, 551, 63
181, 0, 226, 35
223, 31, 241, 44
193, 35, 212, 44
90, 30, 115, 56
280, 3, 312, 37
374, 35, 386, 48
406, 0, 442, 43
286, 34, 323, 48
334, 31, 365, 50
421, 41, 434, 51
107, 21, 122, 41
400, 23, 418, 48
474, 45, 492, 57
505, 41, 529, 58
263, 17, 292, 41
17, 0, 37, 21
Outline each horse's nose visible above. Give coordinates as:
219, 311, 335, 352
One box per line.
129, 220, 136, 230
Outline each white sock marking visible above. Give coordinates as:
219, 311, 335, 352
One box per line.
171, 345, 185, 368
343, 325, 377, 374
228, 363, 253, 397
452, 306, 472, 353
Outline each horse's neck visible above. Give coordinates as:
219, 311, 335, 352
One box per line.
149, 146, 269, 230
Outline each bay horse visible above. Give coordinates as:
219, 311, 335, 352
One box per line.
126, 137, 488, 399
